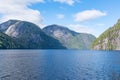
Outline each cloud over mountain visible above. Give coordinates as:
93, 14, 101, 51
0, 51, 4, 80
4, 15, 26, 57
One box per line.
0, 0, 44, 27
68, 24, 95, 34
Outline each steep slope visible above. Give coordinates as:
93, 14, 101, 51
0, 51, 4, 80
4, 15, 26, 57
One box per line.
0, 20, 66, 49
0, 31, 20, 49
43, 24, 96, 49
91, 19, 120, 50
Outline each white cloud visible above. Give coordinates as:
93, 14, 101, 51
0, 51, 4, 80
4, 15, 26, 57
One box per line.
74, 10, 107, 22
0, 0, 44, 27
56, 14, 65, 19
53, 0, 78, 5
68, 24, 95, 35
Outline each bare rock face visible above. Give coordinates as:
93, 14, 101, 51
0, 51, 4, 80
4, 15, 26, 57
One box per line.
5, 22, 20, 37
91, 19, 120, 50
0, 20, 66, 49
43, 24, 96, 49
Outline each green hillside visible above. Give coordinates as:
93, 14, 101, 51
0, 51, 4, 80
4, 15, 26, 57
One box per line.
91, 19, 120, 50
0, 31, 20, 49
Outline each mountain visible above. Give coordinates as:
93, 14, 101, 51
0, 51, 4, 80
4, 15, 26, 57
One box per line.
43, 24, 96, 49
0, 20, 66, 49
91, 19, 120, 50
0, 31, 20, 49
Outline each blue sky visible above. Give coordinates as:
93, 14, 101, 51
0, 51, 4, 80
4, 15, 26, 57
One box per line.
0, 0, 120, 37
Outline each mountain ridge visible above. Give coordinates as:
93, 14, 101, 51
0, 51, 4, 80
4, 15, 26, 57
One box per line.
0, 20, 66, 49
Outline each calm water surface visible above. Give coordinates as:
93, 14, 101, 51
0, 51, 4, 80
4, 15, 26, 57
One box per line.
0, 50, 120, 80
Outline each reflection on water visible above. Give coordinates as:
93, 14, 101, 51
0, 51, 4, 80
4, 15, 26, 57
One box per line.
0, 50, 120, 80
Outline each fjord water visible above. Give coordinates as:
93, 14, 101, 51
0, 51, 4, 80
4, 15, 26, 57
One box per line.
0, 50, 120, 80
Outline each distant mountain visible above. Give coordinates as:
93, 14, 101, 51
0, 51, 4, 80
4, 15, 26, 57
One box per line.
43, 24, 96, 49
0, 20, 66, 49
0, 31, 20, 49
91, 19, 120, 50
